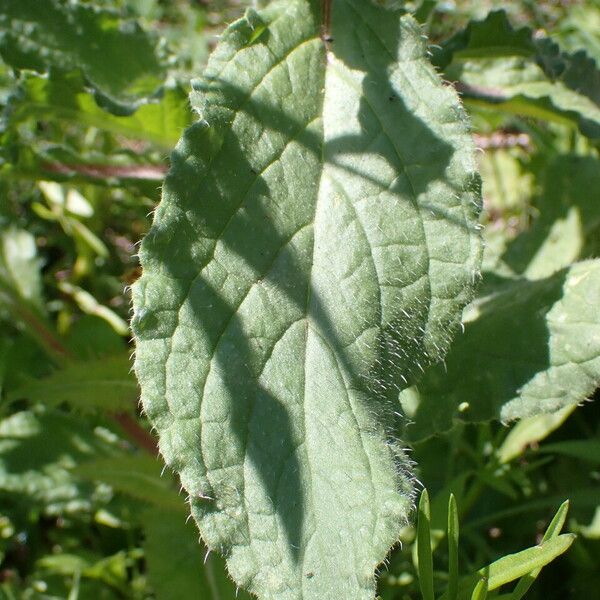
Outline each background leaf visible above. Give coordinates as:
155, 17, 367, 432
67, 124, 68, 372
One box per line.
4, 70, 191, 150
0, 0, 167, 111
11, 354, 137, 413
0, 408, 115, 513
73, 454, 185, 512
142, 508, 251, 600
402, 260, 600, 440
435, 10, 600, 139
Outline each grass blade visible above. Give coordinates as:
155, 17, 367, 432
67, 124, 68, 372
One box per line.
448, 493, 459, 600
484, 534, 575, 591
417, 489, 435, 600
440, 533, 575, 600
541, 501, 570, 543
509, 501, 570, 600
470, 577, 488, 600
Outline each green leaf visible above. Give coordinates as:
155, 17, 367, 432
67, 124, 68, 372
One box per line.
143, 508, 251, 600
578, 507, 600, 540
447, 494, 459, 600
0, 0, 166, 112
5, 70, 191, 149
0, 225, 68, 362
57, 282, 129, 336
417, 490, 435, 600
38, 550, 134, 592
0, 225, 44, 313
538, 440, 600, 464
556, 3, 600, 64
441, 534, 575, 600
0, 408, 114, 513
478, 147, 534, 214
73, 454, 185, 512
470, 578, 488, 600
474, 534, 575, 593
502, 156, 600, 280
498, 405, 576, 463
64, 315, 127, 359
132, 0, 482, 597
401, 260, 600, 440
436, 10, 600, 139
509, 501, 569, 600
464, 491, 594, 532
11, 354, 137, 413
542, 500, 570, 541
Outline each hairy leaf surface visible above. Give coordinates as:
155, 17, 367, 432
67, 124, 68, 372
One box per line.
402, 260, 600, 440
132, 0, 481, 597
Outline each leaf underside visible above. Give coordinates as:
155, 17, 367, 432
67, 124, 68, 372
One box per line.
132, 1, 481, 598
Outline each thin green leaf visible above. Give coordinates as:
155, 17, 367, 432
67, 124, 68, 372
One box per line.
542, 501, 570, 542
470, 577, 488, 600
447, 494, 459, 600
67, 570, 81, 600
509, 501, 570, 600
439, 534, 574, 600
463, 492, 592, 532
498, 406, 576, 464
472, 535, 574, 598
58, 282, 129, 336
417, 490, 435, 600
539, 440, 600, 464
579, 507, 600, 540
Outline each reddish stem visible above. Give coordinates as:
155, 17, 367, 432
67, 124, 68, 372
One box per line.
42, 161, 168, 181
112, 411, 158, 455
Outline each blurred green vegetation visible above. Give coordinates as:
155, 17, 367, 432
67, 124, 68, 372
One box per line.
0, 1, 598, 598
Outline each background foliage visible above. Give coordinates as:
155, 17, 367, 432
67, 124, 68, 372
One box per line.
0, 0, 598, 598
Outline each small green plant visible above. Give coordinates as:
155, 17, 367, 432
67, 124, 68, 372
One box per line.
0, 0, 598, 599
414, 491, 573, 600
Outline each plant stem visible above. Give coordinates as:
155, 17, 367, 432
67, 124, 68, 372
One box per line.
42, 161, 167, 181
112, 411, 158, 455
